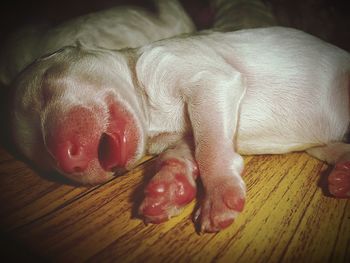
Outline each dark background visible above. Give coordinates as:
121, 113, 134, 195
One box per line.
0, 0, 349, 260
0, 0, 349, 50
0, 0, 211, 42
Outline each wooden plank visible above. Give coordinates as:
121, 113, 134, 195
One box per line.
90, 153, 326, 263
10, 157, 160, 261
2, 148, 349, 262
0, 146, 151, 231
279, 185, 350, 262
331, 201, 350, 263
0, 148, 88, 230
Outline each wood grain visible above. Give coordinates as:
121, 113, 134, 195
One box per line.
0, 146, 349, 262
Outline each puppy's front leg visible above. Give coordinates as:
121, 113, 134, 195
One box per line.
186, 70, 246, 232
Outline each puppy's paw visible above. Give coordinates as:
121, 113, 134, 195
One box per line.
328, 161, 350, 198
196, 177, 245, 233
139, 159, 197, 223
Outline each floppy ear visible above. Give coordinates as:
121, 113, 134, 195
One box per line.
37, 46, 72, 61
10, 61, 48, 165
9, 46, 78, 171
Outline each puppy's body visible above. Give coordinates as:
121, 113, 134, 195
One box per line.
11, 27, 350, 231
137, 28, 349, 155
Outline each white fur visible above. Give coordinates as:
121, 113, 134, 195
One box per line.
135, 27, 349, 156
0, 0, 195, 86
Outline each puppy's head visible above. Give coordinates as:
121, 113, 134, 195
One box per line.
11, 45, 146, 185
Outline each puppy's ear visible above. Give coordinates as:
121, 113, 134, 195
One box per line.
38, 48, 66, 61
38, 45, 79, 62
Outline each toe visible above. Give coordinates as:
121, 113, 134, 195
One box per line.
217, 217, 235, 229
173, 174, 197, 205
139, 196, 169, 223
328, 162, 350, 198
223, 191, 245, 212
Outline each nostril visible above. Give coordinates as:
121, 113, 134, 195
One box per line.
98, 132, 126, 171
48, 140, 90, 174
98, 133, 118, 171
67, 143, 80, 157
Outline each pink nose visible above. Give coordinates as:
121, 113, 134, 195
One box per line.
45, 107, 101, 174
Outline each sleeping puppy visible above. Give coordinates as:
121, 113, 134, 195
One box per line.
10, 27, 350, 232
0, 0, 195, 86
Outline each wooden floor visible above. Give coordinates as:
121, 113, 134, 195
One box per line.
0, 146, 349, 263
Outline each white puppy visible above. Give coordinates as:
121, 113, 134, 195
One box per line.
10, 27, 350, 232
0, 0, 195, 86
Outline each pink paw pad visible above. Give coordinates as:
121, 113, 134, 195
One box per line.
139, 159, 197, 223
328, 161, 350, 198
199, 184, 246, 233
224, 196, 245, 212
